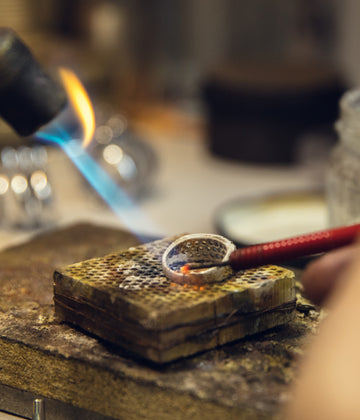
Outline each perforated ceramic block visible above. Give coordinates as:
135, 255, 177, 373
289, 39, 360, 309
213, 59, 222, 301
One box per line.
54, 237, 296, 363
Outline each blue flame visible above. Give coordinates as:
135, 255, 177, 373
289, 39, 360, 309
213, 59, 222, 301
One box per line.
36, 121, 159, 243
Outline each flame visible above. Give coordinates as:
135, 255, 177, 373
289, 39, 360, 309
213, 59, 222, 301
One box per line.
58, 68, 95, 147
36, 68, 162, 241
180, 264, 190, 274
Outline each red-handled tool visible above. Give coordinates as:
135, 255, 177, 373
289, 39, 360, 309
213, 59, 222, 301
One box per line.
184, 223, 360, 271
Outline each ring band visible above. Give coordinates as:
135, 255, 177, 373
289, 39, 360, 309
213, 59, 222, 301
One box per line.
162, 233, 236, 285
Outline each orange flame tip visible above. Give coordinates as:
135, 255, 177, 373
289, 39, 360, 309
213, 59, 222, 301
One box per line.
58, 68, 95, 148
180, 264, 190, 274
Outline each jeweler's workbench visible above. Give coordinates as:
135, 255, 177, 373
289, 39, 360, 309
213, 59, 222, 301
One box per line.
0, 223, 319, 420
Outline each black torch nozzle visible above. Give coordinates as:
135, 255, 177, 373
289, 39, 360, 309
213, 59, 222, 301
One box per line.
0, 27, 67, 136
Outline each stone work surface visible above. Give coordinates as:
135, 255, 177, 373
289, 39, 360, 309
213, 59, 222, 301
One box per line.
0, 224, 320, 420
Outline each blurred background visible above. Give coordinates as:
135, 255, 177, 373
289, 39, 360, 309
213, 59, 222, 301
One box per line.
0, 0, 359, 248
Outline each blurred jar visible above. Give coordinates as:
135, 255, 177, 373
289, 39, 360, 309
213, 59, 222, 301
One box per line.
327, 89, 360, 226
0, 145, 55, 229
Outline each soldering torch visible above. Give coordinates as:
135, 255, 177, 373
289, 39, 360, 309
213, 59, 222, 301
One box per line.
0, 27, 66, 136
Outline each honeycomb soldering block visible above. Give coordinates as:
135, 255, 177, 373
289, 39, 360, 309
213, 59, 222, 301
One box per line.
53, 237, 296, 364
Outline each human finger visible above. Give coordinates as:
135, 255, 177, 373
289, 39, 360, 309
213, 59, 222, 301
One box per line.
301, 244, 360, 306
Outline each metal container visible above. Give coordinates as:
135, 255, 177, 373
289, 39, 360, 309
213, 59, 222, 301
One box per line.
327, 89, 360, 226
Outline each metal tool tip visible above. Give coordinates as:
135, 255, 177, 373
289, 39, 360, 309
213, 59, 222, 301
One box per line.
33, 399, 45, 420
180, 260, 230, 271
